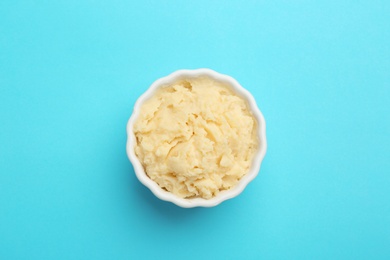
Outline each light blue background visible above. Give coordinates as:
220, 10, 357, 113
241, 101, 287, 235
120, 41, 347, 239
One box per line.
1, 0, 389, 259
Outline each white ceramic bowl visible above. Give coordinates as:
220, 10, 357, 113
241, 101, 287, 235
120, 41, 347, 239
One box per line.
126, 69, 267, 208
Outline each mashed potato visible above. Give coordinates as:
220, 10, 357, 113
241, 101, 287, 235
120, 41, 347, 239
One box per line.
133, 77, 258, 199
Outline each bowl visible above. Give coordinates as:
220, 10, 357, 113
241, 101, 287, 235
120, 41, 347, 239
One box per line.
126, 68, 267, 208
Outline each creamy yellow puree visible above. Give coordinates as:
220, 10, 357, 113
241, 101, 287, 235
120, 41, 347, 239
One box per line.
134, 77, 258, 199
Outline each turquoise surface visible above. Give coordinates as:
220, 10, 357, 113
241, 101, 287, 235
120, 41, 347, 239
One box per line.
1, 1, 389, 259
